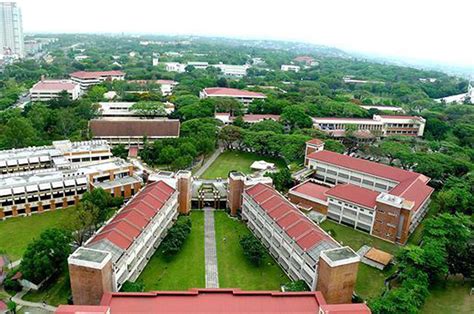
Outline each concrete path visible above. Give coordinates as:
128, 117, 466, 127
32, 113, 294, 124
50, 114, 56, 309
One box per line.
195, 147, 223, 178
12, 290, 57, 313
203, 207, 219, 288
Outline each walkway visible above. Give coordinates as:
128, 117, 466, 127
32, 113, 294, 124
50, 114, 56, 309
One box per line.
12, 290, 57, 313
194, 147, 223, 177
203, 207, 219, 288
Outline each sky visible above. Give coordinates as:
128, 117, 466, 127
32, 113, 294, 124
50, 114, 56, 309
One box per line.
16, 0, 474, 68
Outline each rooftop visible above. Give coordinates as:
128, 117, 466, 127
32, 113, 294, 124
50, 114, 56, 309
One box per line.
290, 181, 329, 203
203, 87, 266, 98
325, 184, 380, 209
31, 80, 78, 92
55, 289, 371, 314
90, 118, 180, 138
70, 70, 125, 79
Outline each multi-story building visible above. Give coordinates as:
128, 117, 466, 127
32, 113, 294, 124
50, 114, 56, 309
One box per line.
0, 140, 113, 175
163, 62, 186, 73
89, 117, 180, 147
241, 182, 360, 303
200, 87, 266, 106
312, 114, 426, 138
288, 140, 434, 244
97, 101, 174, 117
281, 64, 301, 72
56, 288, 370, 314
212, 64, 249, 78
30, 80, 81, 101
68, 180, 180, 305
128, 79, 178, 96
0, 2, 24, 57
187, 61, 209, 69
70, 71, 125, 91
215, 113, 280, 125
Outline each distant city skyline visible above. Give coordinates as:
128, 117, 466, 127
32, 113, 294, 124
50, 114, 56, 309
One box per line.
16, 0, 474, 68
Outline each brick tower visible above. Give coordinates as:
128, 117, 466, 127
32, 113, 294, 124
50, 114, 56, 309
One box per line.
227, 172, 245, 216
68, 247, 115, 305
316, 247, 360, 304
176, 170, 192, 215
305, 139, 325, 166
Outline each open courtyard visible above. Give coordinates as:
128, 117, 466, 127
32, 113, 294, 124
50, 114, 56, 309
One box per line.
200, 151, 286, 179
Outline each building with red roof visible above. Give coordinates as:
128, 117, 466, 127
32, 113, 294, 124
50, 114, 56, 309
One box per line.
70, 70, 125, 91
242, 183, 360, 303
200, 87, 266, 106
312, 114, 426, 138
56, 289, 370, 314
30, 79, 81, 101
68, 180, 179, 305
293, 140, 434, 244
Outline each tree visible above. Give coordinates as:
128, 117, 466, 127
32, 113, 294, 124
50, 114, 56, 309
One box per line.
323, 139, 345, 153
265, 168, 292, 192
130, 101, 167, 118
283, 280, 309, 291
379, 141, 411, 165
249, 120, 284, 134
161, 218, 192, 257
86, 85, 107, 102
280, 106, 313, 130
64, 203, 99, 246
121, 280, 145, 292
240, 234, 265, 266
0, 117, 38, 149
219, 125, 243, 149
81, 188, 123, 225
20, 228, 72, 284
112, 144, 128, 159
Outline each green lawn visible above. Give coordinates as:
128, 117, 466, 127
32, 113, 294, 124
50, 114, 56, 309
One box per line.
319, 219, 399, 299
138, 212, 205, 291
200, 151, 286, 179
421, 276, 473, 314
23, 268, 70, 306
214, 211, 289, 290
0, 207, 75, 260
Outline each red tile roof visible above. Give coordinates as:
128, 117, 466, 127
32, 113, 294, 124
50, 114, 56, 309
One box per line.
325, 184, 379, 208
90, 118, 180, 138
290, 181, 329, 203
306, 150, 432, 211
70, 70, 125, 79
56, 289, 370, 314
320, 303, 371, 314
31, 80, 78, 92
203, 87, 266, 98
88, 180, 175, 251
306, 139, 325, 146
245, 183, 337, 251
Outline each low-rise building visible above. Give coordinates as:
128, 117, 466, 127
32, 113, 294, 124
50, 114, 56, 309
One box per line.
212, 64, 249, 77
289, 140, 434, 244
68, 180, 179, 305
98, 102, 174, 117
56, 288, 370, 314
187, 61, 209, 69
241, 182, 360, 302
89, 117, 180, 146
200, 87, 266, 106
215, 113, 280, 124
312, 114, 426, 138
128, 79, 178, 96
30, 80, 81, 101
281, 64, 301, 72
163, 62, 186, 73
70, 71, 125, 91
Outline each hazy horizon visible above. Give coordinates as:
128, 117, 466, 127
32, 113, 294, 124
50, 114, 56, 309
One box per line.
17, 0, 474, 69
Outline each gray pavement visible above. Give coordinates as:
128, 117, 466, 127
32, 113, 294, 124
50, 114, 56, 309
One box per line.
203, 207, 219, 288
12, 290, 57, 313
195, 148, 223, 177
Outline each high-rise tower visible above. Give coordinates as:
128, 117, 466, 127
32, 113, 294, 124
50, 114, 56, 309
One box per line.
0, 2, 24, 57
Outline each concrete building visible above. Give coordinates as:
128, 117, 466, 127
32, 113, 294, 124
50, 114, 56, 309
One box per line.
241, 182, 360, 301
288, 140, 434, 244
68, 180, 179, 304
70, 71, 125, 91
0, 2, 24, 57
128, 79, 178, 96
312, 115, 426, 138
97, 101, 174, 117
187, 61, 209, 69
30, 80, 81, 101
281, 64, 301, 72
56, 289, 370, 314
212, 63, 249, 78
163, 62, 186, 73
215, 113, 280, 125
89, 117, 180, 147
200, 87, 266, 106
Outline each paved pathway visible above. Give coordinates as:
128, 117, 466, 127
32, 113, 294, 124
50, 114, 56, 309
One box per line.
203, 207, 219, 288
194, 147, 223, 177
12, 290, 57, 313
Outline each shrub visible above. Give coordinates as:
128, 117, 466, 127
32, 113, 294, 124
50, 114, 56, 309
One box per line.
240, 234, 265, 266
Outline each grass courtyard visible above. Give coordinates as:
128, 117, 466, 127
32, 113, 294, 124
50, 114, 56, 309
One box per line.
319, 219, 399, 299
421, 276, 473, 314
214, 211, 289, 290
138, 212, 206, 290
0, 207, 75, 260
200, 151, 286, 179
23, 268, 71, 306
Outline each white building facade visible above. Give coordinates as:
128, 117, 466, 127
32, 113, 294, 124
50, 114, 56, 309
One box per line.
0, 2, 24, 57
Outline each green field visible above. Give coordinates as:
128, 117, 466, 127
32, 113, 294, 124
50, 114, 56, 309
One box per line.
0, 207, 75, 260
214, 211, 289, 290
23, 268, 70, 306
319, 219, 399, 298
421, 276, 473, 314
138, 212, 206, 290
200, 151, 286, 179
